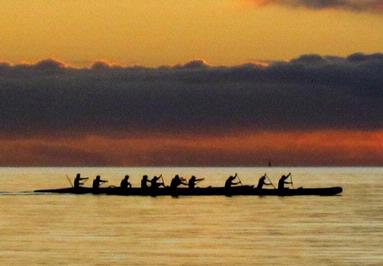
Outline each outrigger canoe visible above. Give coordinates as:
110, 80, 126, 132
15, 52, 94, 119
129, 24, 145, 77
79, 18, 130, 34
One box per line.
34, 185, 343, 196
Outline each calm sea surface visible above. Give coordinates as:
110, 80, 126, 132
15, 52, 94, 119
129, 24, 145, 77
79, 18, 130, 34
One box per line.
0, 167, 382, 265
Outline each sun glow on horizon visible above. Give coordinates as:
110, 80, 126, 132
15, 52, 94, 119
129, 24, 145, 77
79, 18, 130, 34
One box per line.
1, 130, 382, 166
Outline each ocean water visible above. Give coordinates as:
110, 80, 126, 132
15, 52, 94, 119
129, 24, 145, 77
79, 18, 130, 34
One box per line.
0, 167, 382, 265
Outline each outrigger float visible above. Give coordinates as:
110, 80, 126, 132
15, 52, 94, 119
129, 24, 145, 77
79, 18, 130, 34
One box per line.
34, 186, 343, 197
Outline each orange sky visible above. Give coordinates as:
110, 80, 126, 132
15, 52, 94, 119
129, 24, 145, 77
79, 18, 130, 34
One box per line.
0, 0, 382, 66
1, 131, 382, 166
0, 1, 382, 166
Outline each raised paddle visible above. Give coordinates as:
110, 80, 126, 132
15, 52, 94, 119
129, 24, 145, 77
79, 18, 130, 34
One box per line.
65, 174, 74, 188
290, 174, 294, 189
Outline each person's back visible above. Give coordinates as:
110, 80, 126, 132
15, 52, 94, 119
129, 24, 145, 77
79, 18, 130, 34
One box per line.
141, 175, 149, 189
151, 175, 165, 190
170, 176, 179, 189
278, 173, 291, 190
151, 176, 160, 189
257, 176, 267, 190
120, 175, 131, 189
93, 176, 100, 189
120, 178, 127, 188
171, 175, 186, 189
225, 176, 235, 189
188, 176, 196, 189
74, 174, 81, 188
74, 173, 88, 188
278, 176, 286, 190
188, 176, 204, 189
93, 175, 107, 189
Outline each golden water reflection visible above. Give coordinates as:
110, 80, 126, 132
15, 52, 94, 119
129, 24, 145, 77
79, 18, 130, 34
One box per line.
0, 167, 382, 265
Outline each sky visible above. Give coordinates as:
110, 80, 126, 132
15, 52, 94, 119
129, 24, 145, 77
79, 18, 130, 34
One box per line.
0, 0, 382, 166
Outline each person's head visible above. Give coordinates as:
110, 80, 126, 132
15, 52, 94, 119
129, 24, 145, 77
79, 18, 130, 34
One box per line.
143, 175, 148, 179
96, 175, 100, 180
191, 175, 196, 180
175, 174, 179, 178
125, 175, 129, 179
76, 173, 80, 178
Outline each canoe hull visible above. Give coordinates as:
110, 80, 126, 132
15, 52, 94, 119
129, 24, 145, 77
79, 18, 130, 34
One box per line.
34, 186, 343, 196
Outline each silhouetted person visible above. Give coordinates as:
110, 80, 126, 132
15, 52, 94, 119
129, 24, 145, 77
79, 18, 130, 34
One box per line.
225, 174, 241, 189
188, 175, 204, 189
150, 175, 165, 190
74, 173, 88, 188
120, 175, 132, 189
278, 173, 292, 190
170, 175, 187, 190
257, 174, 272, 190
93, 175, 108, 190
141, 175, 150, 189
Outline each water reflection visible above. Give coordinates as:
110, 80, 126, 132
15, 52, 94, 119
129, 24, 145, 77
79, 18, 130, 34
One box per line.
0, 167, 382, 265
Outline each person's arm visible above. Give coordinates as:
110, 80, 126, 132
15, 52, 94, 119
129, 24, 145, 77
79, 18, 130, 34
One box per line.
197, 178, 204, 182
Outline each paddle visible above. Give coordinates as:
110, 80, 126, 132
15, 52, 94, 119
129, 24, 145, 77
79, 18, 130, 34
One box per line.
159, 174, 165, 187
290, 174, 294, 189
235, 173, 243, 186
265, 174, 276, 189
180, 176, 188, 186
65, 174, 74, 188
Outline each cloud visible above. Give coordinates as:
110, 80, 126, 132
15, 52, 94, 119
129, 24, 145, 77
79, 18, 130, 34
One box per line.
250, 0, 383, 13
0, 53, 382, 139
175, 59, 209, 69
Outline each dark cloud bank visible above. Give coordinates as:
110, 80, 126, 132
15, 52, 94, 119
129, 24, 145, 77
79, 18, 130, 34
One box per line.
258, 0, 383, 12
0, 53, 382, 138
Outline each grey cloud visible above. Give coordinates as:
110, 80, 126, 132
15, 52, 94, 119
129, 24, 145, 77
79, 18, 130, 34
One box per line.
0, 53, 382, 138
259, 0, 383, 12
175, 59, 209, 69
